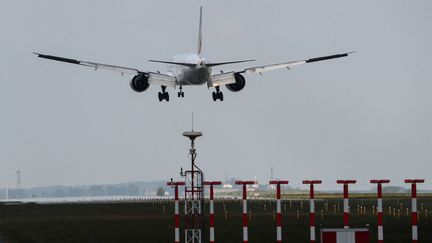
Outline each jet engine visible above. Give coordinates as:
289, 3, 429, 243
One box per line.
130, 73, 150, 92
226, 73, 246, 92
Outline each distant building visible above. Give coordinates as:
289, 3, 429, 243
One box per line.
222, 183, 233, 189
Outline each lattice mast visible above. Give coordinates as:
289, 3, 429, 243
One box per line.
181, 129, 205, 243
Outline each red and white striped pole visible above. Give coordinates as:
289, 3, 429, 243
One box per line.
370, 179, 390, 243
405, 179, 425, 243
167, 181, 185, 243
204, 181, 222, 243
337, 180, 356, 229
303, 180, 322, 243
236, 180, 255, 243
270, 180, 289, 243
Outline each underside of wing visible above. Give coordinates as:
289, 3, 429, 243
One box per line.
148, 72, 177, 87
208, 72, 236, 87
244, 60, 306, 74
242, 52, 354, 74
34, 53, 145, 75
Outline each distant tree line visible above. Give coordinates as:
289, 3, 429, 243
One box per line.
0, 181, 171, 199
0, 181, 418, 200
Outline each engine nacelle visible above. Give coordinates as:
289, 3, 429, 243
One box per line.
226, 73, 246, 92
130, 73, 150, 92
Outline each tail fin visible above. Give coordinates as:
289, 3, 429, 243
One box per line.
197, 6, 203, 54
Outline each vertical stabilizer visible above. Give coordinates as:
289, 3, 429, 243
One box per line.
197, 6, 203, 54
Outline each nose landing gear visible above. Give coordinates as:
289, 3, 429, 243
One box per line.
212, 86, 223, 101
178, 86, 185, 98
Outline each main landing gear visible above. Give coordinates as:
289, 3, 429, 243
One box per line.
178, 86, 185, 98
158, 86, 169, 102
212, 86, 223, 101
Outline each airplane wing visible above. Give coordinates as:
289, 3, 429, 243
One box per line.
148, 72, 177, 87
34, 53, 146, 75
208, 72, 236, 87
240, 52, 354, 75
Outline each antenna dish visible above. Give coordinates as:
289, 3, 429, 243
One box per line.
183, 131, 203, 141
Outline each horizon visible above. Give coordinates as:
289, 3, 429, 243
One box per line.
1, 177, 429, 192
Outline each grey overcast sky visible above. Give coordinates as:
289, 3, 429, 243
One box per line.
1, 0, 431, 190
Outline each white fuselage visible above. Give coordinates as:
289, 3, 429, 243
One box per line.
167, 53, 213, 86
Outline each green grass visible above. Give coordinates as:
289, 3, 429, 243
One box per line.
0, 196, 431, 242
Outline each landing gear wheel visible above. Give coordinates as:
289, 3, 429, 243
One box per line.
158, 92, 169, 102
212, 91, 224, 101
158, 85, 169, 102
178, 86, 184, 98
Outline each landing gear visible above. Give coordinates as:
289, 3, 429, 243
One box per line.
178, 86, 185, 98
212, 86, 224, 101
158, 85, 169, 102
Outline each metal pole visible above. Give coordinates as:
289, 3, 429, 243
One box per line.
337, 180, 356, 229
343, 184, 349, 228
412, 183, 418, 243
276, 184, 282, 243
405, 179, 425, 243
167, 181, 185, 243
210, 184, 215, 243
270, 180, 289, 243
371, 179, 390, 243
236, 181, 255, 243
303, 180, 322, 243
204, 181, 222, 243
175, 185, 181, 243
242, 184, 248, 243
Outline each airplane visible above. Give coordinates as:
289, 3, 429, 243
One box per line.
34, 7, 353, 102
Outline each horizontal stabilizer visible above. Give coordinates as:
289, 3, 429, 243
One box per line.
206, 59, 256, 67
148, 60, 197, 67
